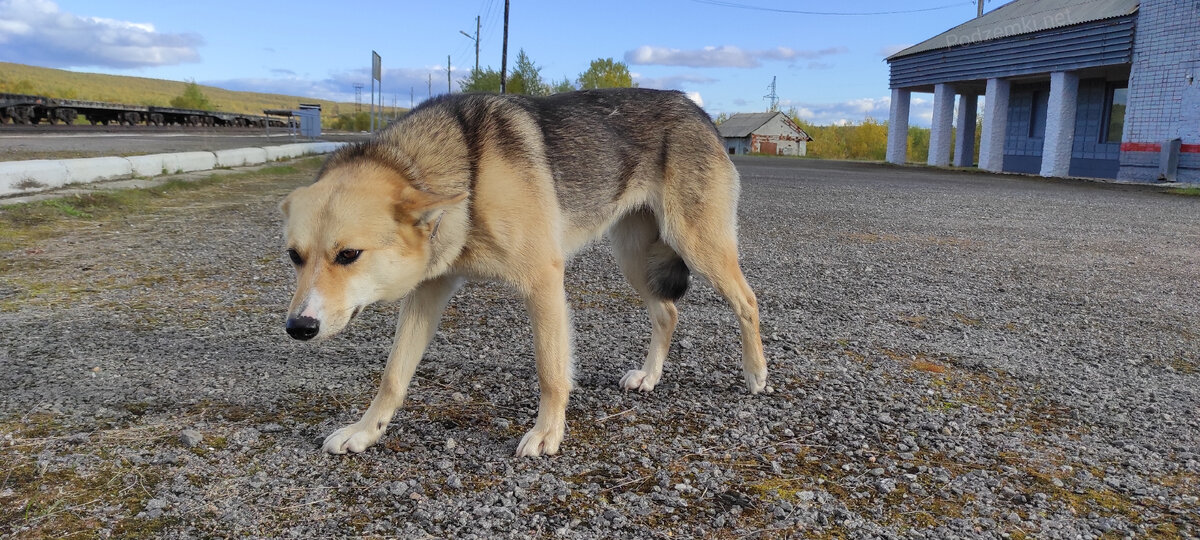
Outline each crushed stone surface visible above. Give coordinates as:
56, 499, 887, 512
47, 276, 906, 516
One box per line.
1, 156, 1197, 538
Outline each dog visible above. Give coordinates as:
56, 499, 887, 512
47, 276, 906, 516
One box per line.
280, 88, 767, 457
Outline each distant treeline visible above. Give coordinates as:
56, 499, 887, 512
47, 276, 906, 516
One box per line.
795, 115, 981, 165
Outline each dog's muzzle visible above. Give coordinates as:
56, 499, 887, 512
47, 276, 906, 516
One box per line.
286, 316, 320, 341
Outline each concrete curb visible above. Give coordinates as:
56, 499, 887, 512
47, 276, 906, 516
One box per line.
0, 141, 345, 198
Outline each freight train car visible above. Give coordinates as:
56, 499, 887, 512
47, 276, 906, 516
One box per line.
0, 93, 284, 127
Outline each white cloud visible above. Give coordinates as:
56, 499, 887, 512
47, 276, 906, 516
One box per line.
625, 44, 847, 68
684, 92, 703, 107
632, 73, 717, 90
205, 66, 469, 105
0, 0, 202, 68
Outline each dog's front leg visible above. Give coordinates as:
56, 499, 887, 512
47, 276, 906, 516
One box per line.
514, 266, 573, 457
323, 276, 463, 454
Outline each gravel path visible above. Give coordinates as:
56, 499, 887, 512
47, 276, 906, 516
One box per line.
1, 156, 1197, 538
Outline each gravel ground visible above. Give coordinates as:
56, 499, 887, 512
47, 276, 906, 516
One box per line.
1, 156, 1197, 538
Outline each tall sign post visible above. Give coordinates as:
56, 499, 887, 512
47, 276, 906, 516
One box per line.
371, 51, 382, 132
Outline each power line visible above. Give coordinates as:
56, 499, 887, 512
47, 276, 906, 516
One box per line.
689, 0, 974, 16
479, 0, 502, 65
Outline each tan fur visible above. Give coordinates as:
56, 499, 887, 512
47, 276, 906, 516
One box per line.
282, 91, 767, 458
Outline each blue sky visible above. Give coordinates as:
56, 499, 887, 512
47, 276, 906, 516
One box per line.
0, 0, 1006, 125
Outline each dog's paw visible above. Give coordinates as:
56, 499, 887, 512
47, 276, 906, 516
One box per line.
322, 422, 383, 454
515, 423, 564, 457
620, 369, 660, 392
744, 368, 768, 395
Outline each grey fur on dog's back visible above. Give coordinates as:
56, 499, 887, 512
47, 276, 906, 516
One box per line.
508, 89, 722, 212
332, 88, 722, 213
323, 88, 721, 301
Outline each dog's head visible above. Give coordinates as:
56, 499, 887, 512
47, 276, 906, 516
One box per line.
279, 161, 465, 341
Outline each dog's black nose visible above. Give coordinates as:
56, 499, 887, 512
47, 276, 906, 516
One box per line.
286, 317, 320, 340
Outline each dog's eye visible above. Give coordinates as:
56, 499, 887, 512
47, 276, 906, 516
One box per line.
335, 249, 362, 265
286, 248, 304, 266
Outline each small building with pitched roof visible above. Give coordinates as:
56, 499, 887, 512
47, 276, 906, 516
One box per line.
717, 112, 813, 156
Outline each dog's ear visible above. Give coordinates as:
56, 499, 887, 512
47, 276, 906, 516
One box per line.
279, 189, 297, 217
394, 186, 467, 226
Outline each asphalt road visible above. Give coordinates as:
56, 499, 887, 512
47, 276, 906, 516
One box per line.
0, 126, 369, 161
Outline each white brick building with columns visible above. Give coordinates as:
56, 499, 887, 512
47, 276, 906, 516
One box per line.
885, 0, 1200, 183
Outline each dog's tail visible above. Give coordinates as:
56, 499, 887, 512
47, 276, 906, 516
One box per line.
646, 242, 690, 301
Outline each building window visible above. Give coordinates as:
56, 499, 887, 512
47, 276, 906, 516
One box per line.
1029, 91, 1047, 139
1104, 84, 1128, 144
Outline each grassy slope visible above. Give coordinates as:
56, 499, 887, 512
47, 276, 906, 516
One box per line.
0, 62, 402, 122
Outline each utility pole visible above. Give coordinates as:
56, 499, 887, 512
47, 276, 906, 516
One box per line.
447, 55, 452, 93
427, 74, 432, 97
500, 0, 510, 93
459, 15, 480, 72
977, 0, 984, 17
410, 87, 414, 108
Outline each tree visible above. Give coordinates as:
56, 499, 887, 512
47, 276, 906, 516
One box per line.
508, 49, 549, 96
457, 49, 550, 96
331, 111, 372, 131
171, 80, 214, 111
459, 67, 502, 93
577, 58, 635, 89
550, 77, 576, 94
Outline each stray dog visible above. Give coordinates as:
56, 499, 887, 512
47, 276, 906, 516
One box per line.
280, 88, 767, 457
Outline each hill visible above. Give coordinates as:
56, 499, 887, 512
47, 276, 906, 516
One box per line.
0, 62, 403, 128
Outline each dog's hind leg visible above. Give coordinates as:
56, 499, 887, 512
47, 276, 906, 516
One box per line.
660, 163, 768, 394
323, 276, 463, 454
514, 263, 574, 457
610, 210, 683, 392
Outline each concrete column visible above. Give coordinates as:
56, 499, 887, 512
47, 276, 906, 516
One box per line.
953, 94, 978, 167
978, 78, 1010, 172
928, 83, 955, 167
886, 88, 911, 164
1040, 71, 1079, 177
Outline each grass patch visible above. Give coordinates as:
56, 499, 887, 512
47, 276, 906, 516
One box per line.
1168, 356, 1198, 374
0, 158, 319, 250
1166, 186, 1200, 196
952, 312, 982, 326
911, 359, 947, 374
0, 416, 174, 538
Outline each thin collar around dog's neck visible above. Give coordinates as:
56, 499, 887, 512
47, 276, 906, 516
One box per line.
430, 212, 444, 240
